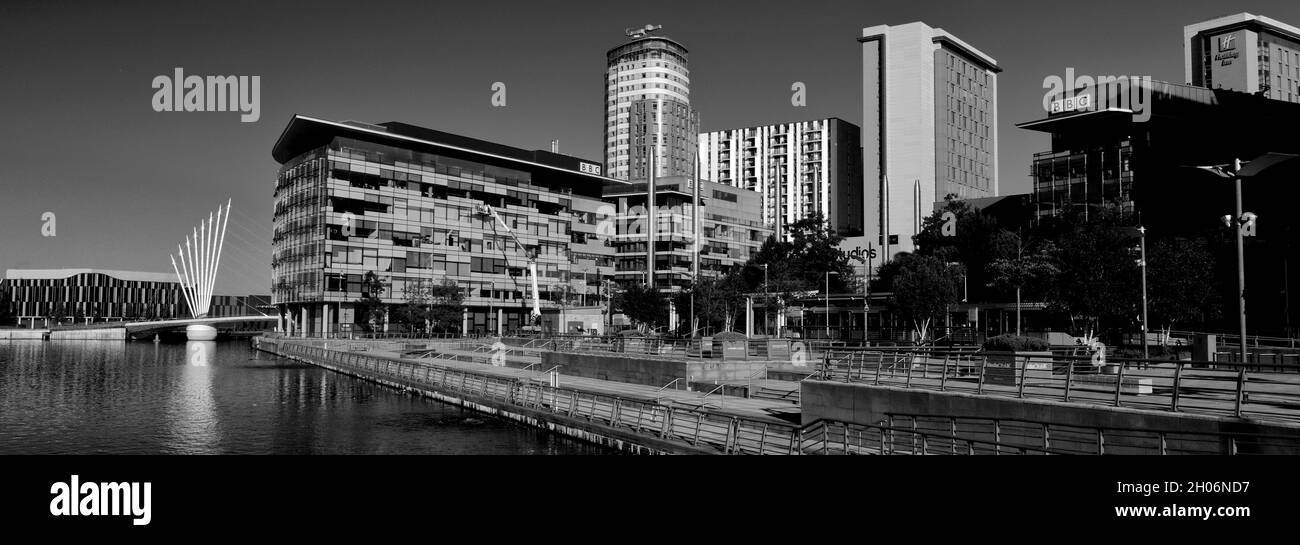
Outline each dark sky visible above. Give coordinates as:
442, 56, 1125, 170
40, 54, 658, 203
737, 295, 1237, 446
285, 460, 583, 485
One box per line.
2, 0, 1297, 296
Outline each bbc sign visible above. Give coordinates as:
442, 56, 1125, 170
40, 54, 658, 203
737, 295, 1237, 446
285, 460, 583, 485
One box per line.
579, 162, 602, 175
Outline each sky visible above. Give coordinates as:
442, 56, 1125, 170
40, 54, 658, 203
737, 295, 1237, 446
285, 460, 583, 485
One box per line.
2, 0, 1298, 296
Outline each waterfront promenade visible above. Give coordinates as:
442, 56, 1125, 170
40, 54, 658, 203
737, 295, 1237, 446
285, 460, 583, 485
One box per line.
254, 335, 1300, 455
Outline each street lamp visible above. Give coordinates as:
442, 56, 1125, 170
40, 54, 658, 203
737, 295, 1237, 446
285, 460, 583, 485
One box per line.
1138, 226, 1148, 362
1191, 153, 1297, 365
762, 263, 769, 336
825, 271, 839, 339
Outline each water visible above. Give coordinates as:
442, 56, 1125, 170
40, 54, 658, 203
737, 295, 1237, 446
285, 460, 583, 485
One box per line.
0, 340, 609, 455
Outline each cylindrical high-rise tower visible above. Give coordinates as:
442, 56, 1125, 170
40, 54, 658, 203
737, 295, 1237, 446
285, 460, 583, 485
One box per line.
604, 25, 699, 181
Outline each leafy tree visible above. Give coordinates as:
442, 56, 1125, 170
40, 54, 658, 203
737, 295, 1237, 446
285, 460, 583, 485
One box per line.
914, 196, 1018, 303
987, 238, 1060, 336
1147, 237, 1221, 338
426, 279, 464, 334
675, 271, 747, 335
1037, 207, 1140, 340
738, 212, 858, 337
889, 253, 963, 344
355, 271, 387, 330
615, 282, 668, 333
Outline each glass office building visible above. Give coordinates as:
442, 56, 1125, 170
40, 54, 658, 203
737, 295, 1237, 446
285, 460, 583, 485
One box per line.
2, 269, 187, 326
271, 115, 625, 337
603, 176, 771, 293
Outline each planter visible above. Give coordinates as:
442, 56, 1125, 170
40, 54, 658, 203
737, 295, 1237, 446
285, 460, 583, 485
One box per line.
984, 351, 1053, 386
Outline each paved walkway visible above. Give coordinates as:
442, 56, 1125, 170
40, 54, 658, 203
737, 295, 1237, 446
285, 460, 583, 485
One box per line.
362, 346, 802, 425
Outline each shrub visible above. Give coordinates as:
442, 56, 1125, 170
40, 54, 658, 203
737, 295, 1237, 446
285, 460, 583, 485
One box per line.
712, 331, 748, 341
982, 334, 1049, 352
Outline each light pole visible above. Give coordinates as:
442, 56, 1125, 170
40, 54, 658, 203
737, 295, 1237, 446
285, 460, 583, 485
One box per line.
1138, 226, 1149, 362
825, 271, 839, 340
1193, 153, 1296, 365
762, 263, 769, 336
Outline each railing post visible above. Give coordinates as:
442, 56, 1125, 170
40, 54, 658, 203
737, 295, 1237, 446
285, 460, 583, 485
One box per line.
940, 354, 949, 392
1097, 428, 1105, 455
1114, 365, 1125, 407
905, 354, 915, 388
612, 398, 622, 427
1042, 423, 1050, 451
874, 353, 883, 385
1159, 432, 1167, 455
1064, 356, 1074, 402
977, 356, 987, 395
725, 417, 737, 454
843, 423, 850, 455
951, 417, 957, 455
1017, 355, 1028, 398
1235, 368, 1247, 417
910, 417, 918, 455
994, 419, 1001, 455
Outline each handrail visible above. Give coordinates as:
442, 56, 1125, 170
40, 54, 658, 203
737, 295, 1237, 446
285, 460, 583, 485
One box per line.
880, 411, 1300, 455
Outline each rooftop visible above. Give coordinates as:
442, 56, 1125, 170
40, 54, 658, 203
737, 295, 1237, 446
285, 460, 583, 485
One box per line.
4, 269, 179, 284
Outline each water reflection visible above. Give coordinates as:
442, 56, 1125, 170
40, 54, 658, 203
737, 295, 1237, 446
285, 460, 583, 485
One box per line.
0, 340, 608, 455
163, 341, 220, 454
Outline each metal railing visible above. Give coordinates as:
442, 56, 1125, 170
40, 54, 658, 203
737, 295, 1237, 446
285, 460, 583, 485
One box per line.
808, 346, 1300, 423
881, 412, 1300, 455
255, 337, 1300, 454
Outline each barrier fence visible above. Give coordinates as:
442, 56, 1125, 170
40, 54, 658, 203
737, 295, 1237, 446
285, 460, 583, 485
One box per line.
812, 347, 1300, 422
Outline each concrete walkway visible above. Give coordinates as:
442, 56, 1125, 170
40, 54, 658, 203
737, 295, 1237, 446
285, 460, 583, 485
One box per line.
365, 346, 801, 425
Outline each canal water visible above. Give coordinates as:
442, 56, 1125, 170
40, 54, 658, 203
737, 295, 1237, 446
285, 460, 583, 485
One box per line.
0, 340, 609, 455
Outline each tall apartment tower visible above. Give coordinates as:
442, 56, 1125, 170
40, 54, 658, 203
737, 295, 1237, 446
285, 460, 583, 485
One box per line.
604, 25, 699, 181
1185, 13, 1300, 103
698, 118, 863, 239
860, 22, 1000, 258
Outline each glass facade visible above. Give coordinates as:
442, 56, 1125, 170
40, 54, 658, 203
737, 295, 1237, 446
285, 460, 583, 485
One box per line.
272, 121, 617, 336
604, 177, 771, 292
2, 271, 187, 323
1031, 144, 1135, 219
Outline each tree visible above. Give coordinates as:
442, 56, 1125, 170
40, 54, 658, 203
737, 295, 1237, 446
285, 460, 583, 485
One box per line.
676, 271, 747, 335
889, 253, 962, 344
914, 196, 1019, 303
1037, 207, 1140, 341
1147, 237, 1221, 339
394, 281, 432, 332
355, 271, 387, 330
616, 283, 668, 333
986, 238, 1060, 336
738, 213, 858, 337
426, 279, 464, 334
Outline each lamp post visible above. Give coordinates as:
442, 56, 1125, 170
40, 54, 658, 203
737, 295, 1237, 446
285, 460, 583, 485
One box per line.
762, 263, 769, 336
825, 271, 839, 340
1138, 226, 1148, 362
1191, 153, 1297, 365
